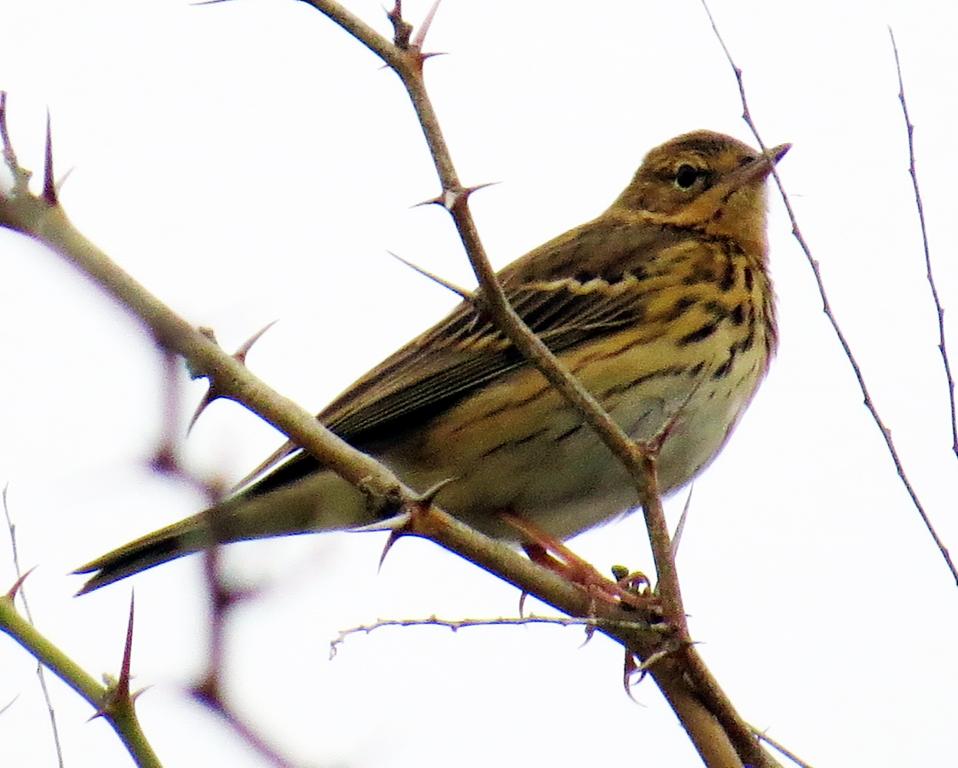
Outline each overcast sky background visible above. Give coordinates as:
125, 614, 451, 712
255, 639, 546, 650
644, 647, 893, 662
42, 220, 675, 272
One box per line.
1, 1, 957, 766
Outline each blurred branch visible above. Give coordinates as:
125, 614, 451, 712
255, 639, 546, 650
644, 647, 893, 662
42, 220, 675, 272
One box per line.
889, 29, 957, 459
700, 0, 957, 586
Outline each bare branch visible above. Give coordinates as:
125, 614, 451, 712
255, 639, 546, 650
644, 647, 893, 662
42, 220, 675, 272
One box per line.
889, 28, 957, 459
330, 613, 662, 659
700, 0, 957, 586
3, 488, 65, 768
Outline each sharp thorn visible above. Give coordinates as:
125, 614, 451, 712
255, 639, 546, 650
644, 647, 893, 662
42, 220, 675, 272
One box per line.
350, 511, 412, 534
388, 251, 473, 301
411, 0, 442, 49
6, 566, 37, 600
187, 389, 218, 434
42, 111, 56, 205
235, 319, 278, 364
377, 530, 402, 571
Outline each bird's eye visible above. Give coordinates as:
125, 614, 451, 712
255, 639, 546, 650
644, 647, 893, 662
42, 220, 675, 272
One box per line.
674, 164, 700, 190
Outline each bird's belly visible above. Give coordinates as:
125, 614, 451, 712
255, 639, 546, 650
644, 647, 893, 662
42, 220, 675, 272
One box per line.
380, 336, 767, 540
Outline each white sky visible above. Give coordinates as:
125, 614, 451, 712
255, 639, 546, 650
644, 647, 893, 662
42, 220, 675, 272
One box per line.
1, 1, 957, 766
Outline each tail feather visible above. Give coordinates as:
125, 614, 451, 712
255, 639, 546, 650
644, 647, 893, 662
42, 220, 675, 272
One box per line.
75, 469, 373, 594
74, 521, 204, 594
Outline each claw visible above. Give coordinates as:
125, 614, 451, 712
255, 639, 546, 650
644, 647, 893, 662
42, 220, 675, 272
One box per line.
503, 512, 659, 614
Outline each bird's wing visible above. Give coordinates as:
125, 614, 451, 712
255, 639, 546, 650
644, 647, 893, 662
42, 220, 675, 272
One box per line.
237, 215, 696, 496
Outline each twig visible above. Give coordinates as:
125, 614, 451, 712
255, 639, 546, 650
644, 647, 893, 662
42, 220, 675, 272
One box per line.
2, 488, 65, 768
890, 28, 957, 459
330, 613, 662, 659
700, 0, 957, 586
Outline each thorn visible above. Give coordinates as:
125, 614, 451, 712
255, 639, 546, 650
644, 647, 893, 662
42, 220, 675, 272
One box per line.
234, 319, 278, 365
517, 590, 529, 617
411, 0, 442, 49
188, 322, 275, 432
410, 477, 456, 506
42, 111, 56, 205
411, 192, 446, 209
88, 705, 108, 722
671, 485, 694, 561
413, 182, 498, 212
388, 251, 473, 301
461, 181, 499, 197
377, 530, 401, 571
350, 510, 412, 534
187, 390, 217, 434
6, 566, 37, 600
116, 592, 136, 701
53, 166, 75, 196
578, 617, 597, 647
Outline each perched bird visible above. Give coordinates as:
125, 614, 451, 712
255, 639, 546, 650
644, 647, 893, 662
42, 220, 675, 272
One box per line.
76, 130, 789, 593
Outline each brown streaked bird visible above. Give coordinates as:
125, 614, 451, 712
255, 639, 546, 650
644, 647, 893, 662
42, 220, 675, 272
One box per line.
76, 130, 789, 593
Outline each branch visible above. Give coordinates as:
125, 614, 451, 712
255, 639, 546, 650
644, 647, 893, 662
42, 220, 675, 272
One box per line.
889, 28, 957, 459
0, 3, 788, 763
329, 613, 661, 659
0, 89, 685, 757
700, 0, 957, 586
0, 593, 161, 767
296, 0, 684, 636
297, 3, 780, 766
3, 488, 65, 767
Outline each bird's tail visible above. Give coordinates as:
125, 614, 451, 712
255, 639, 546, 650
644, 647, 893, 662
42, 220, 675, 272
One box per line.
74, 469, 373, 594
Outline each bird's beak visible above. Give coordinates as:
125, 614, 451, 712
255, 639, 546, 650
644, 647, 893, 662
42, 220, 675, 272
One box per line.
726, 141, 790, 191
753, 142, 790, 180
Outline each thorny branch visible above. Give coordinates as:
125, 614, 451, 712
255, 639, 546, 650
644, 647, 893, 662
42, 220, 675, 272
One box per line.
300, 2, 784, 766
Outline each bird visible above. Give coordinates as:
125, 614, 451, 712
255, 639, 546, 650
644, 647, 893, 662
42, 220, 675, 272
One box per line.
76, 129, 789, 594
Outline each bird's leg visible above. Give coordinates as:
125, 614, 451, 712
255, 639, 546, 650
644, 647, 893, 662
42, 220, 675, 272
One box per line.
500, 512, 658, 614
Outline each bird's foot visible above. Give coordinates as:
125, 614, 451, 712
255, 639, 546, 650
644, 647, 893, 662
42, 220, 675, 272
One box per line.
501, 512, 659, 615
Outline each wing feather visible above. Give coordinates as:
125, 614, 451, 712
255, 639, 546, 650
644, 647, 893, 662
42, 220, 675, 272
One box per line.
239, 215, 696, 496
